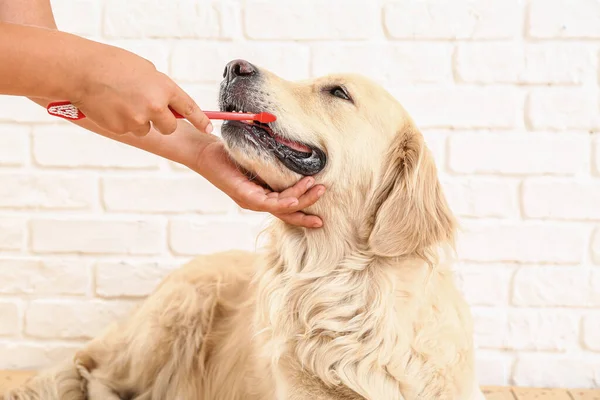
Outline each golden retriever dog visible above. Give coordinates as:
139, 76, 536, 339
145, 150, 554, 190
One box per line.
3, 60, 485, 400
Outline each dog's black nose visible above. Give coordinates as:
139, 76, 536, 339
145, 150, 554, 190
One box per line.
223, 59, 257, 80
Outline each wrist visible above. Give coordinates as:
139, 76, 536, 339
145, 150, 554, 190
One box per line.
181, 125, 219, 173
58, 34, 102, 101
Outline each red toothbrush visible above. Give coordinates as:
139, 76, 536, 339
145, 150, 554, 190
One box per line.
46, 101, 277, 124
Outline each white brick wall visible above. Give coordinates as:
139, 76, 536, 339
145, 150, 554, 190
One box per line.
0, 0, 598, 389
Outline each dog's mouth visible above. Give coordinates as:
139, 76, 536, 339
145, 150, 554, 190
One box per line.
220, 103, 327, 176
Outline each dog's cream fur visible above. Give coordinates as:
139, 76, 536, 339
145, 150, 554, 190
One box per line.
3, 65, 484, 400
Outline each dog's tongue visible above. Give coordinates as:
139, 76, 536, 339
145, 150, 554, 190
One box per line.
274, 135, 311, 153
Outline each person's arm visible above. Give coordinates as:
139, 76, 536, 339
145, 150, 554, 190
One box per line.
0, 0, 57, 28
0, 21, 211, 135
1, 0, 325, 227
0, 22, 89, 100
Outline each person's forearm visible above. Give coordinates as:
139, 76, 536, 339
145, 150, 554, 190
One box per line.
2, 0, 213, 171
0, 0, 57, 28
0, 22, 100, 99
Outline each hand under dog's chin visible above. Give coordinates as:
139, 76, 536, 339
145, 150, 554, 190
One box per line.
227, 147, 302, 192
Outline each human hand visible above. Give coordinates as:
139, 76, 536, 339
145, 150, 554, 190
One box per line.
193, 138, 325, 228
70, 41, 211, 136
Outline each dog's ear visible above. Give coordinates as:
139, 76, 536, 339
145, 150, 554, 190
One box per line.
366, 124, 456, 260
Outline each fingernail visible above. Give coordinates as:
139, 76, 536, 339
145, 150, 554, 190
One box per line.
317, 187, 325, 197
313, 220, 323, 228
205, 123, 213, 134
305, 178, 315, 190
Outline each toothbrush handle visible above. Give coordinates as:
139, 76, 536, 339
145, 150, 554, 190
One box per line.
46, 101, 274, 123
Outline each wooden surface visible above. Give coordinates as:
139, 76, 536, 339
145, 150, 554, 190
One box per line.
1, 371, 599, 399
0, 370, 35, 393
483, 386, 600, 400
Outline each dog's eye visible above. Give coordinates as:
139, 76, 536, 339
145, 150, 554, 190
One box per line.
329, 86, 351, 101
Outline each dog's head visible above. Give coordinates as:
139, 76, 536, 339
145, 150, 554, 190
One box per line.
219, 59, 455, 258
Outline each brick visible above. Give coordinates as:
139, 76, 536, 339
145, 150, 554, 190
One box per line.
33, 125, 158, 169
0, 95, 55, 123
103, 0, 222, 39
0, 216, 25, 251
513, 355, 598, 388
458, 222, 585, 264
95, 260, 177, 298
179, 84, 221, 114
448, 133, 588, 175
527, 88, 600, 130
25, 300, 135, 339
384, 0, 520, 40
456, 43, 596, 84
0, 258, 89, 296
521, 43, 597, 84
311, 43, 453, 84
0, 173, 96, 210
172, 43, 310, 83
593, 271, 600, 307
0, 341, 80, 369
523, 179, 600, 220
0, 302, 19, 336
472, 308, 578, 351
475, 351, 513, 386
454, 264, 513, 306
583, 314, 600, 351
0, 124, 28, 166
31, 218, 166, 255
512, 267, 592, 307
529, 0, 600, 38
441, 178, 520, 218
169, 217, 267, 255
593, 228, 600, 264
102, 176, 234, 213
102, 39, 170, 73
421, 131, 446, 166
50, 0, 101, 36
214, 0, 241, 40
455, 43, 521, 83
244, 0, 378, 40
398, 87, 519, 129
595, 136, 600, 176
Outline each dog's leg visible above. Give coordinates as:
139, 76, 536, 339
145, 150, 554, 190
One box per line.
1, 360, 86, 400
74, 274, 222, 400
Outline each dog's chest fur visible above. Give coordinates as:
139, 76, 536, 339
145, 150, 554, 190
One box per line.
248, 226, 476, 400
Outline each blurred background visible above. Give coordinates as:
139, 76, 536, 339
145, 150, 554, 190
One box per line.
0, 0, 599, 388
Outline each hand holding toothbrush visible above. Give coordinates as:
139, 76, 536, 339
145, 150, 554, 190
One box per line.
57, 39, 214, 136
0, 22, 212, 136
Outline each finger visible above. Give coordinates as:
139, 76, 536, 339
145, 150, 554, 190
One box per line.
243, 182, 324, 215
278, 177, 316, 200
275, 212, 323, 228
150, 108, 178, 135
170, 86, 213, 134
131, 121, 152, 137
244, 191, 298, 214
262, 195, 299, 211
286, 184, 325, 212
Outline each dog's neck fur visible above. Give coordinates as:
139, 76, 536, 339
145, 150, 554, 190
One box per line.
254, 197, 441, 399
